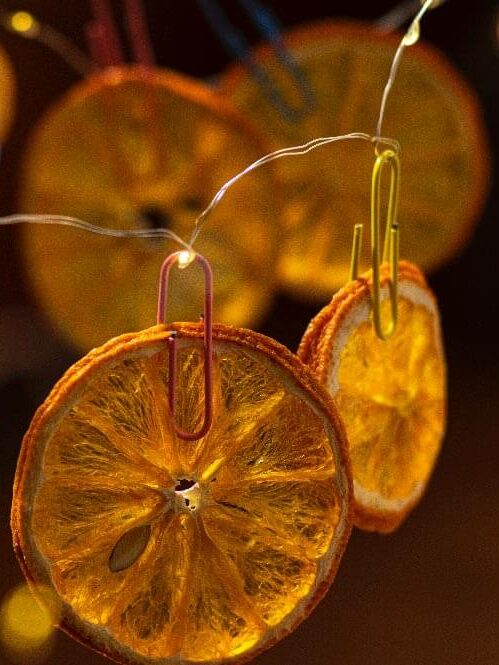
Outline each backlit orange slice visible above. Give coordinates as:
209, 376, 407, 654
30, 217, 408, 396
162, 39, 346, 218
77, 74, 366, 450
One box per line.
20, 66, 278, 351
298, 261, 446, 532
221, 21, 490, 300
0, 44, 15, 140
12, 323, 352, 664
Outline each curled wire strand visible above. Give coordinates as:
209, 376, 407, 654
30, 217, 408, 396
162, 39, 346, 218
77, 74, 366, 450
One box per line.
0, 133, 399, 255
375, 0, 442, 140
0, 132, 400, 254
190, 0, 440, 246
0, 2, 440, 253
189, 132, 400, 247
0, 214, 193, 252
0, 136, 399, 251
0, 1, 443, 255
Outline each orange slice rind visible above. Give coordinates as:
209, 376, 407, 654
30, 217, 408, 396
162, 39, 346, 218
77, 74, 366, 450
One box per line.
298, 261, 446, 532
12, 323, 352, 664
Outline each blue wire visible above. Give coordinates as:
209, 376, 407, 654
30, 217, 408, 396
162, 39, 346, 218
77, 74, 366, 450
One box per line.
196, 0, 315, 122
237, 0, 281, 41
196, 0, 249, 60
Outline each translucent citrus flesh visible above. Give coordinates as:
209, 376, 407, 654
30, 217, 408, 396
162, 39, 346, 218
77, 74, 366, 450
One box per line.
21, 67, 277, 351
333, 294, 445, 506
221, 21, 489, 299
20, 327, 350, 663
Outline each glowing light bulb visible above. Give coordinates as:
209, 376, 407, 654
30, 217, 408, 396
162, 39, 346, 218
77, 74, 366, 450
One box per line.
178, 250, 195, 269
403, 20, 420, 45
422, 0, 446, 7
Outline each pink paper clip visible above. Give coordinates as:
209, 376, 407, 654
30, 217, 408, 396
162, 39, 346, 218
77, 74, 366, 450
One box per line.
157, 252, 213, 442
124, 0, 155, 67
87, 0, 125, 67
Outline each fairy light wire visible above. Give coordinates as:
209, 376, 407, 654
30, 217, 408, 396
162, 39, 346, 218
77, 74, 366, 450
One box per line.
0, 134, 398, 249
0, 214, 193, 251
193, 0, 443, 247
376, 0, 428, 32
189, 132, 400, 247
375, 0, 444, 139
0, 137, 403, 254
379, 0, 449, 28
0, 0, 443, 251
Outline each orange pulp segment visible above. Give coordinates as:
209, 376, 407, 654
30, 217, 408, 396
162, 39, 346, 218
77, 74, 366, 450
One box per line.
12, 323, 352, 664
220, 20, 490, 299
298, 262, 446, 532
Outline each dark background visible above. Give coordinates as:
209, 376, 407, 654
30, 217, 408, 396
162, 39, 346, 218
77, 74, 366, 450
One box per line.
0, 1, 498, 664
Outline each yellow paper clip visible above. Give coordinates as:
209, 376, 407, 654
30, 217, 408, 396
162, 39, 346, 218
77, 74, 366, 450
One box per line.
349, 148, 400, 340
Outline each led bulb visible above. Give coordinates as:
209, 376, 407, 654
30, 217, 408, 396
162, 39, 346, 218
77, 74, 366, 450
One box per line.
178, 250, 195, 269
403, 20, 421, 45
422, 0, 446, 7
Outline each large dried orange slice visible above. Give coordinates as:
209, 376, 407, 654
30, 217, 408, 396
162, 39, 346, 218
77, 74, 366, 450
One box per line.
20, 66, 277, 351
298, 261, 446, 532
220, 21, 490, 299
12, 323, 352, 664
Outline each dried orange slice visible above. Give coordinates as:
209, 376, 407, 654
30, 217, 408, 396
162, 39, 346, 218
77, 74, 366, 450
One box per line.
298, 261, 446, 532
0, 44, 15, 140
221, 20, 490, 299
12, 323, 352, 664
20, 66, 277, 351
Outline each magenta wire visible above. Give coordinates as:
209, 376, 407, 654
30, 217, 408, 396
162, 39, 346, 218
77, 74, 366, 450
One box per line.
85, 21, 114, 68
124, 0, 155, 66
89, 0, 124, 66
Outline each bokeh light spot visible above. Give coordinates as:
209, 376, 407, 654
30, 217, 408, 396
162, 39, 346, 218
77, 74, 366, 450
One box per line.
10, 12, 38, 35
0, 583, 59, 663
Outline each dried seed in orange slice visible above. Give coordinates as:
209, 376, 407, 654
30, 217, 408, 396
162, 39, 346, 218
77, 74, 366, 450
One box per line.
12, 323, 352, 665
20, 66, 278, 351
220, 20, 490, 299
298, 261, 446, 533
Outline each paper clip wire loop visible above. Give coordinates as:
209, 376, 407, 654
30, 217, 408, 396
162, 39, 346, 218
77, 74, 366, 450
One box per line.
350, 149, 400, 340
371, 149, 400, 340
157, 252, 213, 441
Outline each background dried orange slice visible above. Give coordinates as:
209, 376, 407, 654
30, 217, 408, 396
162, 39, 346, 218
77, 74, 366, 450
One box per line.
220, 20, 490, 300
0, 44, 15, 140
12, 323, 352, 664
298, 261, 446, 532
20, 66, 277, 351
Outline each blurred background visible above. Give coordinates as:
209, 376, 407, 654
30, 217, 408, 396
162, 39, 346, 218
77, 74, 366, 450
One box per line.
0, 1, 498, 664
